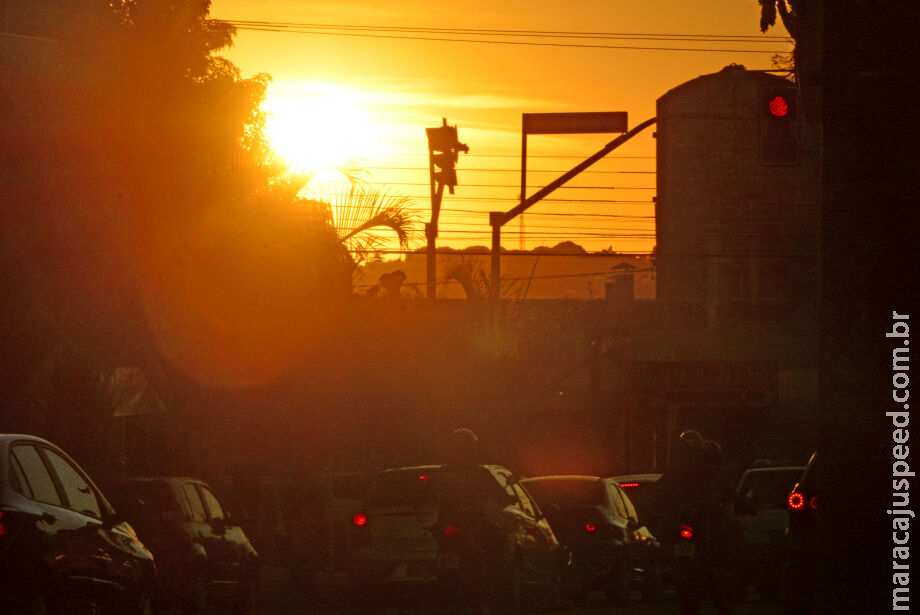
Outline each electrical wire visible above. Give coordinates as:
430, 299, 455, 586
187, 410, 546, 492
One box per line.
227, 20, 791, 53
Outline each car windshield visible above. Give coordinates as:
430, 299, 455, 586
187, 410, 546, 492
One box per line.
523, 479, 605, 508
738, 469, 805, 510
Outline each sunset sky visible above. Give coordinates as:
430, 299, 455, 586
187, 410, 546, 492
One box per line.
210, 0, 792, 254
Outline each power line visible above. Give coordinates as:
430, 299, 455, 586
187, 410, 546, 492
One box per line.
316, 180, 654, 189
229, 21, 790, 42
231, 23, 790, 54
383, 153, 656, 159
314, 194, 655, 204
360, 166, 655, 174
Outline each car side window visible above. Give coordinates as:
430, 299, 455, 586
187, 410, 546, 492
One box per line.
9, 453, 31, 498
511, 483, 539, 519
607, 483, 628, 520
491, 469, 518, 501
44, 449, 102, 519
199, 486, 225, 520
11, 444, 62, 507
183, 483, 208, 522
617, 485, 639, 522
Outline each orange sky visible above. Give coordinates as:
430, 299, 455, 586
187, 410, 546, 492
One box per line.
210, 0, 792, 254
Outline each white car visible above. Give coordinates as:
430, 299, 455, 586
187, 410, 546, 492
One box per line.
734, 466, 806, 597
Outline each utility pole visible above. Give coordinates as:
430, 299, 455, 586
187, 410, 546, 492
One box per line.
425, 118, 469, 299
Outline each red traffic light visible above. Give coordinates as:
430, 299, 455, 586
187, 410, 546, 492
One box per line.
769, 96, 789, 117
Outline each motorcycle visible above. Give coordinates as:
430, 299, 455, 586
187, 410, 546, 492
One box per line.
433, 518, 517, 615
672, 520, 738, 615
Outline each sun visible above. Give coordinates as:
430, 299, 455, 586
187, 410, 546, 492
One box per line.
263, 82, 384, 173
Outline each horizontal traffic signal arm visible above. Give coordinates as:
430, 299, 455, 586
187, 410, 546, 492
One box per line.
495, 116, 657, 226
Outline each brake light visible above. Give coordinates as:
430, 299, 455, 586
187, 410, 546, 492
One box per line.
619, 482, 640, 488
353, 513, 367, 526
444, 525, 458, 537
419, 475, 429, 481
788, 492, 805, 510
0, 511, 6, 536
585, 523, 597, 532
679, 525, 693, 539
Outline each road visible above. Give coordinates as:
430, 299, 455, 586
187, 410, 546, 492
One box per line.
259, 568, 783, 615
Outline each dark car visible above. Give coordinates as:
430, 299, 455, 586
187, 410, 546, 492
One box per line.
611, 473, 662, 532
0, 434, 156, 614
734, 465, 806, 598
103, 476, 259, 614
784, 452, 817, 615
349, 464, 566, 613
522, 475, 660, 604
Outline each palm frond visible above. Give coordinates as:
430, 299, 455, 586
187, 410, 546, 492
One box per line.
332, 184, 418, 252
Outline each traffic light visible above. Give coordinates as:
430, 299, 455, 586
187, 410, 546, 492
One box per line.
759, 87, 799, 165
426, 118, 469, 194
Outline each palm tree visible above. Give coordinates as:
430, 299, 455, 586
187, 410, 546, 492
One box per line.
248, 161, 419, 273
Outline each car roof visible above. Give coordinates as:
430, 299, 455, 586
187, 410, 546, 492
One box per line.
378, 464, 509, 474
739, 466, 806, 476
522, 475, 604, 483
107, 476, 209, 487
610, 473, 662, 482
0, 434, 57, 448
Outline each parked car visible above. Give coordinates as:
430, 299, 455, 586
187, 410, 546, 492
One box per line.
319, 470, 372, 573
522, 475, 661, 604
0, 434, 156, 614
611, 473, 662, 532
783, 452, 817, 615
734, 465, 806, 598
349, 464, 565, 613
103, 476, 259, 614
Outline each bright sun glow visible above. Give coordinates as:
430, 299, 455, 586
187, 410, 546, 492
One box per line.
263, 82, 385, 173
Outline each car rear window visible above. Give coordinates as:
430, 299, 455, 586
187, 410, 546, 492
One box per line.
738, 469, 805, 510
331, 474, 371, 500
367, 469, 439, 508
523, 479, 606, 508
619, 482, 656, 519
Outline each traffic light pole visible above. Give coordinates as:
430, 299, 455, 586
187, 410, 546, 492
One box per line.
425, 118, 469, 300
489, 117, 657, 303
426, 183, 445, 300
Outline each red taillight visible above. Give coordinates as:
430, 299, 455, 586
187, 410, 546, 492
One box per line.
679, 525, 693, 539
419, 475, 429, 481
619, 482, 640, 488
444, 525, 458, 537
0, 511, 7, 535
585, 523, 597, 532
809, 496, 817, 510
788, 492, 805, 510
353, 513, 367, 527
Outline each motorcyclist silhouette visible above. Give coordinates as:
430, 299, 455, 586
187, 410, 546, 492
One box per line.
668, 437, 742, 615
435, 429, 508, 614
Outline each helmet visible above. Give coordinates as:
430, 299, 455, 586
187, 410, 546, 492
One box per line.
448, 428, 479, 465
678, 430, 704, 449
701, 440, 723, 470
